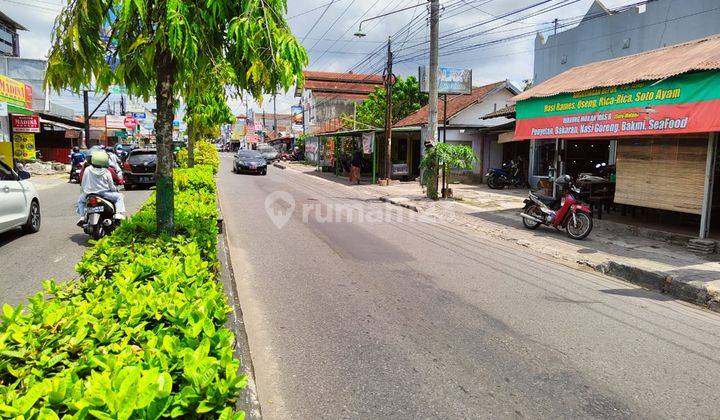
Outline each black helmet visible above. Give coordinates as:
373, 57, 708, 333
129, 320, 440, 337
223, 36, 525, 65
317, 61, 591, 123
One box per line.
555, 174, 572, 188
73, 146, 79, 153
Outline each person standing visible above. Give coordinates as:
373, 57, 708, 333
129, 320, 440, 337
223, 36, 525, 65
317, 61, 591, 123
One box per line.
350, 149, 362, 185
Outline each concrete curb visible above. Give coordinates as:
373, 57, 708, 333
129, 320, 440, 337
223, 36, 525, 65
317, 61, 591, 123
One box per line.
217, 206, 263, 419
273, 162, 287, 169
590, 261, 720, 312
379, 196, 420, 212
382, 195, 720, 313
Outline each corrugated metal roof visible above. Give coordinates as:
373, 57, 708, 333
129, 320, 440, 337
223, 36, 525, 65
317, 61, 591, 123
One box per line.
513, 34, 720, 102
481, 104, 515, 120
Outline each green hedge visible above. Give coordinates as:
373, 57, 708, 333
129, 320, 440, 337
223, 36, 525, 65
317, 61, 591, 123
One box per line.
0, 165, 246, 419
176, 141, 220, 174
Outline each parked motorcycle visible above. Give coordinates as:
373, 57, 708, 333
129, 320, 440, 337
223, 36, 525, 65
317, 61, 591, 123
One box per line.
486, 160, 525, 189
81, 194, 119, 240
520, 174, 593, 240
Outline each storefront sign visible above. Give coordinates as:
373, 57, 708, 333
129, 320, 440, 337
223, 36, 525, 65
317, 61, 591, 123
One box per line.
11, 115, 40, 133
106, 115, 126, 129
362, 131, 374, 154
419, 66, 472, 95
0, 75, 31, 108
515, 71, 720, 139
124, 116, 138, 129
12, 133, 36, 160
291, 105, 304, 133
391, 163, 409, 176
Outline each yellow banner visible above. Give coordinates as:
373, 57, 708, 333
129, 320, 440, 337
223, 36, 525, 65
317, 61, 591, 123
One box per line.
0, 142, 12, 166
0, 75, 29, 108
13, 133, 36, 161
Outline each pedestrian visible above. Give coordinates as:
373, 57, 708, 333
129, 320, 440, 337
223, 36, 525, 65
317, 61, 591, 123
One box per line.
350, 149, 362, 185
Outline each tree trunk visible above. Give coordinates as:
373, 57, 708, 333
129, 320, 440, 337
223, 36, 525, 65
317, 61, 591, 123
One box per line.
155, 47, 176, 234
187, 120, 195, 168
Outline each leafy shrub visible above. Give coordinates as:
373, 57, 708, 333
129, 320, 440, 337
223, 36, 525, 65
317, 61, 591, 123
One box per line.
0, 166, 245, 419
177, 141, 220, 174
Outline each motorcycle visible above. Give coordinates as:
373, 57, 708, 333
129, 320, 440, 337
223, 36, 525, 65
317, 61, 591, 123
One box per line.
486, 160, 525, 189
81, 194, 119, 240
69, 163, 83, 183
520, 175, 593, 240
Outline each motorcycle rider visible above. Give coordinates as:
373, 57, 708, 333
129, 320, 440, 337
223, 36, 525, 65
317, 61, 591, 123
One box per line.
69, 147, 85, 181
77, 151, 126, 225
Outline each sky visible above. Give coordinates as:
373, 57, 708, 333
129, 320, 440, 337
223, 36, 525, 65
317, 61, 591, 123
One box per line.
0, 0, 637, 117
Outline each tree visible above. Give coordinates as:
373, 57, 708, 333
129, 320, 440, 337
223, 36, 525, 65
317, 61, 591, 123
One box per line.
419, 143, 476, 200
46, 0, 307, 233
354, 76, 427, 128
185, 63, 235, 167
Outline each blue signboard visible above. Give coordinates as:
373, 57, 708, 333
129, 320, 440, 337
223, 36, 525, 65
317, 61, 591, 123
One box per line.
419, 66, 473, 95
132, 112, 146, 119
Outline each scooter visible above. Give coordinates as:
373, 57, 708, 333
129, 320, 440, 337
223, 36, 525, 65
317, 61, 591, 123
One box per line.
81, 194, 119, 240
520, 176, 593, 240
486, 160, 525, 189
69, 163, 83, 183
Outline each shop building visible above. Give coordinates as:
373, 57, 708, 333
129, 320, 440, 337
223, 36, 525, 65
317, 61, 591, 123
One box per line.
295, 71, 384, 132
512, 34, 720, 239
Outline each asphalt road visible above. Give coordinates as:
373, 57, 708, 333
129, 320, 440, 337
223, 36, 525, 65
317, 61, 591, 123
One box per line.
0, 176, 150, 306
219, 154, 720, 419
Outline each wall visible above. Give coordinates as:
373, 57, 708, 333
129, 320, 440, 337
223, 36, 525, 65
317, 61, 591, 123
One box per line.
534, 0, 720, 83
0, 57, 45, 108
449, 88, 516, 126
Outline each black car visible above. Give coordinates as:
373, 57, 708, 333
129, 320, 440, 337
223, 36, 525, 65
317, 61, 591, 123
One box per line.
233, 150, 267, 175
123, 148, 157, 189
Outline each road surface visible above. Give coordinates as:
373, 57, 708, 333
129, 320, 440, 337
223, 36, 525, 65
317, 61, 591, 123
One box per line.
0, 176, 150, 306
219, 153, 720, 419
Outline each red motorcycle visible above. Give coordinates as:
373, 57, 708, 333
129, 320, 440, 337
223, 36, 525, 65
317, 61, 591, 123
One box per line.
520, 175, 593, 240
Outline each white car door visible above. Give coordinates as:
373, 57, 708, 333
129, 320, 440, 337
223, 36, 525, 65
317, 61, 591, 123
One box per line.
0, 161, 27, 233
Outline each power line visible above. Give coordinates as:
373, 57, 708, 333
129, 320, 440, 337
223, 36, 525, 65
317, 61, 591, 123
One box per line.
395, 1, 715, 64
301, 0, 339, 43
288, 1, 345, 20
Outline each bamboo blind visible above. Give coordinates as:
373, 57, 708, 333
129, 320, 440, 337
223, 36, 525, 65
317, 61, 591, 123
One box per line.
615, 137, 708, 214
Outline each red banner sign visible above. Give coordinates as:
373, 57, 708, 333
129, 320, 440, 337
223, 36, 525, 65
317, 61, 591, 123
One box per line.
515, 101, 720, 140
11, 115, 40, 133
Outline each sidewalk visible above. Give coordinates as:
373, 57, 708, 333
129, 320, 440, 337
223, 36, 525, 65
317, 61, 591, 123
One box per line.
284, 161, 720, 312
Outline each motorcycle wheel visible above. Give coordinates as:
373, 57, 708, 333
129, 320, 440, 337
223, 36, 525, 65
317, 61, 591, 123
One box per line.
566, 212, 593, 240
522, 205, 542, 230
487, 175, 503, 190
91, 225, 104, 240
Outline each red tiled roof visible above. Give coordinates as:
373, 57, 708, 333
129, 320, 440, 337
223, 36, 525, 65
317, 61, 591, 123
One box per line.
303, 70, 384, 84
514, 34, 720, 101
304, 80, 379, 95
394, 81, 507, 127
311, 117, 347, 135
313, 92, 370, 101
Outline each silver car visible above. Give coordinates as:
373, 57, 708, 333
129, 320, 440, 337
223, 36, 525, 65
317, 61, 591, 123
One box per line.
257, 145, 279, 162
0, 161, 40, 235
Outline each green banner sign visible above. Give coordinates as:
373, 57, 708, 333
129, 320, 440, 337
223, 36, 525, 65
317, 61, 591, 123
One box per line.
516, 71, 720, 120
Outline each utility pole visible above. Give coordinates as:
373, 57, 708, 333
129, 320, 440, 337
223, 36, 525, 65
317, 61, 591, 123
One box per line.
427, 0, 440, 145
383, 37, 394, 182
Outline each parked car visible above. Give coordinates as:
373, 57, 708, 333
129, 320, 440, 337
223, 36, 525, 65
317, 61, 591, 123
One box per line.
122, 148, 157, 189
233, 150, 267, 175
0, 160, 40, 235
257, 145, 279, 162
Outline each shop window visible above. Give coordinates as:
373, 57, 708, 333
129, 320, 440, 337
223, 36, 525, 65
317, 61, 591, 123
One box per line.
532, 140, 556, 177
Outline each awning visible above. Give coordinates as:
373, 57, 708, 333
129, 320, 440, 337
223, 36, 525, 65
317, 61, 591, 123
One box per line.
8, 104, 33, 116
38, 112, 84, 129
